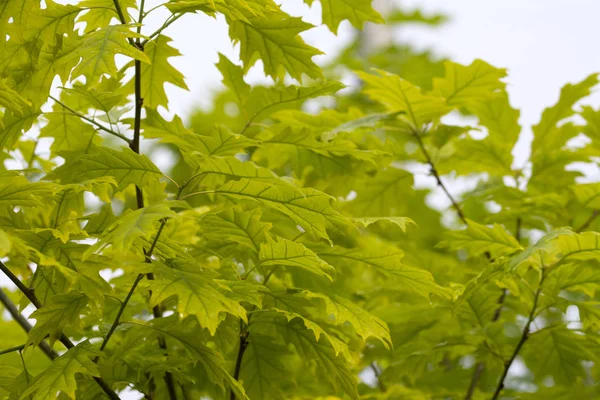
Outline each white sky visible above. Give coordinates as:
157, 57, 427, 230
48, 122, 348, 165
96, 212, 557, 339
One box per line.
138, 0, 600, 167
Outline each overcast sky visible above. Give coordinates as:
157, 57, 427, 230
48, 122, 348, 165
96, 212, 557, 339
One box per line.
132, 0, 600, 167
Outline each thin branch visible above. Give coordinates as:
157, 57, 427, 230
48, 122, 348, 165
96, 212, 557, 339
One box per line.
99, 220, 166, 352
370, 362, 387, 392
0, 267, 121, 399
143, 2, 167, 17
48, 96, 131, 144
491, 270, 545, 400
411, 130, 468, 225
130, 53, 145, 210
142, 13, 184, 45
98, 274, 144, 352
230, 269, 277, 400
464, 362, 484, 400
0, 261, 42, 309
230, 319, 249, 400
0, 344, 26, 356
576, 210, 600, 232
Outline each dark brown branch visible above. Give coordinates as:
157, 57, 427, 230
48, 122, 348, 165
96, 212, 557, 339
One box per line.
491, 271, 545, 400
230, 319, 249, 400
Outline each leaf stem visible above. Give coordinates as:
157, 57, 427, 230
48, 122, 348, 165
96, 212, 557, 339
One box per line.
0, 344, 26, 356
491, 270, 545, 400
142, 13, 184, 45
411, 129, 468, 225
48, 96, 131, 144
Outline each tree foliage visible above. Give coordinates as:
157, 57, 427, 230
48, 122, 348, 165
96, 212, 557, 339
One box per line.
0, 1, 600, 399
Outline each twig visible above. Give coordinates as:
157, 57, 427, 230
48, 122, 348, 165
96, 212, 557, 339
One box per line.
491, 270, 545, 400
230, 319, 249, 400
229, 270, 277, 399
0, 344, 26, 356
370, 362, 387, 392
142, 13, 184, 45
98, 220, 166, 352
411, 130, 468, 225
48, 96, 131, 144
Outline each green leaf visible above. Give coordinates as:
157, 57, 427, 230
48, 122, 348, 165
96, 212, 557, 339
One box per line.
127, 320, 249, 399
269, 318, 358, 398
143, 110, 258, 156
216, 53, 250, 107
0, 177, 55, 208
143, 263, 247, 335
244, 81, 344, 129
20, 0, 81, 44
229, 11, 323, 81
214, 179, 350, 242
358, 68, 449, 129
316, 245, 440, 299
20, 341, 101, 400
50, 145, 163, 191
323, 294, 392, 348
573, 183, 600, 208
27, 291, 88, 348
66, 24, 150, 85
0, 108, 41, 150
84, 202, 177, 256
77, 0, 137, 32
39, 110, 98, 151
438, 218, 523, 258
523, 325, 600, 386
531, 73, 598, 156
239, 333, 292, 400
200, 207, 271, 257
350, 216, 415, 232
136, 35, 188, 109
259, 238, 334, 280
261, 125, 381, 163
304, 0, 384, 33
192, 155, 282, 184
0, 80, 31, 115
321, 111, 400, 141
432, 59, 507, 107
508, 230, 600, 272
345, 167, 413, 217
